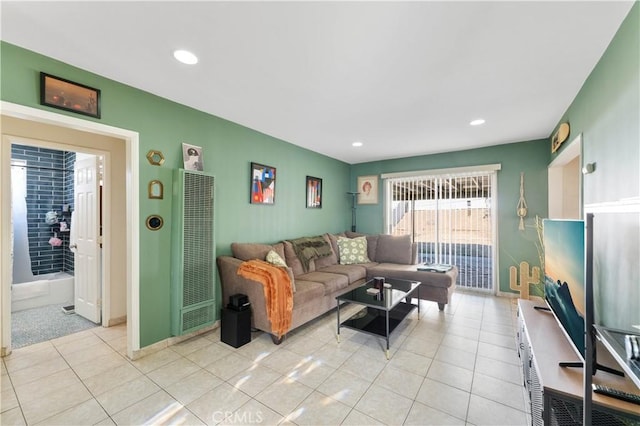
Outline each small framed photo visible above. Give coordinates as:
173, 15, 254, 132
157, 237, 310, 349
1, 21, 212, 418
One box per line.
182, 143, 204, 171
306, 176, 322, 208
251, 162, 276, 205
357, 175, 378, 204
40, 72, 101, 118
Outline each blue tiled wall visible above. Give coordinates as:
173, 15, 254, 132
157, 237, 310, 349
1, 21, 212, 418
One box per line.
63, 151, 75, 273
11, 145, 75, 276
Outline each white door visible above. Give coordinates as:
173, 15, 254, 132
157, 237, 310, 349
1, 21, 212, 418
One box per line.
73, 156, 101, 323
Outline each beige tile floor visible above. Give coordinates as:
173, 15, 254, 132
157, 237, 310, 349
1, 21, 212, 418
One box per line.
1, 291, 530, 425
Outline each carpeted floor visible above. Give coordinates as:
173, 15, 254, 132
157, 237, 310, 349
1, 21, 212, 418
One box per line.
11, 304, 99, 349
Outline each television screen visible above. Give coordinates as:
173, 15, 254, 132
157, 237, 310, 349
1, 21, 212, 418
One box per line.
543, 219, 586, 359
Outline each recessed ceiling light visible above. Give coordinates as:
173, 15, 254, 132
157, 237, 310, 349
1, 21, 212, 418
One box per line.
470, 119, 486, 126
173, 49, 198, 65
352, 141, 363, 147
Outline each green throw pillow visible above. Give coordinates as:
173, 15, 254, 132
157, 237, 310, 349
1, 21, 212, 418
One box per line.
337, 236, 371, 265
266, 250, 287, 267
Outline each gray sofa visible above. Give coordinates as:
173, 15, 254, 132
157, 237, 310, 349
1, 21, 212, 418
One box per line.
216, 232, 457, 342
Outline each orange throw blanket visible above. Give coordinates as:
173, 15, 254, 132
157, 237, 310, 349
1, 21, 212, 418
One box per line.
237, 259, 293, 338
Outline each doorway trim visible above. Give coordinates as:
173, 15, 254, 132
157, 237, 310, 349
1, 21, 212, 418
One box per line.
548, 133, 582, 219
0, 101, 140, 358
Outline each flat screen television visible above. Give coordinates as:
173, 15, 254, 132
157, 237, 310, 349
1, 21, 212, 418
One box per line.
543, 216, 625, 377
543, 219, 590, 360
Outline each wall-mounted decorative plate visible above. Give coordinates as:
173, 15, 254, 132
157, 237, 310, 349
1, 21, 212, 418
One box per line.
551, 123, 570, 153
146, 150, 165, 166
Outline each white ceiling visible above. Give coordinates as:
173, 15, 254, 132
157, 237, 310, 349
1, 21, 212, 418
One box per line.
1, 1, 634, 164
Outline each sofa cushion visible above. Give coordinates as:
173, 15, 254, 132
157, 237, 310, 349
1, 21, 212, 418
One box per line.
327, 233, 345, 262
317, 264, 367, 283
231, 243, 274, 261
296, 271, 349, 295
282, 240, 307, 276
365, 235, 379, 262
292, 280, 325, 306
345, 232, 378, 262
287, 235, 333, 273
344, 231, 362, 238
375, 234, 412, 264
313, 234, 339, 269
366, 263, 457, 289
337, 236, 371, 265
272, 242, 286, 262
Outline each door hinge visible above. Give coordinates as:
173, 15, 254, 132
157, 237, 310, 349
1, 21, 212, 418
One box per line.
97, 299, 102, 309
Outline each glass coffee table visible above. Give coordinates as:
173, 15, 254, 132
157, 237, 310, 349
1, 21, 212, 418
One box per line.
336, 277, 420, 359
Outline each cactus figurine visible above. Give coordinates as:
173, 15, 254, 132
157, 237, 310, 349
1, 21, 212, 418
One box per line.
509, 261, 541, 299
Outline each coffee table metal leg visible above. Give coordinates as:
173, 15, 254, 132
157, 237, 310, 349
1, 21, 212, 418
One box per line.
336, 301, 341, 343
386, 310, 390, 359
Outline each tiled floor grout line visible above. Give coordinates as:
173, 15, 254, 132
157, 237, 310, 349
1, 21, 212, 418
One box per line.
3, 294, 530, 425
55, 338, 99, 421
2, 359, 26, 426
35, 329, 126, 425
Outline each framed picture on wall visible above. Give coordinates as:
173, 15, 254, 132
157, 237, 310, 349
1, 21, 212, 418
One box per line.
357, 175, 378, 204
182, 143, 204, 171
306, 176, 322, 208
250, 162, 276, 205
40, 72, 101, 118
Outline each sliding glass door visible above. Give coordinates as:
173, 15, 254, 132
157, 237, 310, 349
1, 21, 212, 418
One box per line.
384, 168, 497, 292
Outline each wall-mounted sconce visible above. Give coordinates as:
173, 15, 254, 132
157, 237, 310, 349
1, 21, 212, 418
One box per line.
582, 162, 596, 174
517, 172, 528, 231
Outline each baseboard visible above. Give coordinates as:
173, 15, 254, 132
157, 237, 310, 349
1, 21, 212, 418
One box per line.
130, 320, 220, 360
496, 290, 520, 298
107, 316, 126, 327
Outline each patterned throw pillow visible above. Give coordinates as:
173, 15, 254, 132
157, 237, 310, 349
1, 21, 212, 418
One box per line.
266, 250, 287, 267
337, 236, 371, 265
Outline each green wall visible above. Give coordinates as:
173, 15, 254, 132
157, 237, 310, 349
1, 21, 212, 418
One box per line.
549, 3, 639, 331
1, 42, 352, 347
552, 2, 639, 204
351, 140, 550, 294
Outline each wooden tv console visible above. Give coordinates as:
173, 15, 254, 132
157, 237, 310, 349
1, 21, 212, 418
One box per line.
517, 299, 640, 424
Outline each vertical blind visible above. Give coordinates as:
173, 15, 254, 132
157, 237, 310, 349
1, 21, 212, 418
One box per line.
384, 169, 497, 291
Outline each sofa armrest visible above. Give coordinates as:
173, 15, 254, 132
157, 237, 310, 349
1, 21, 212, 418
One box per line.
216, 256, 273, 333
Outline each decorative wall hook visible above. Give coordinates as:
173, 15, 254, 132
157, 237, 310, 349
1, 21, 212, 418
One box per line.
517, 172, 528, 230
